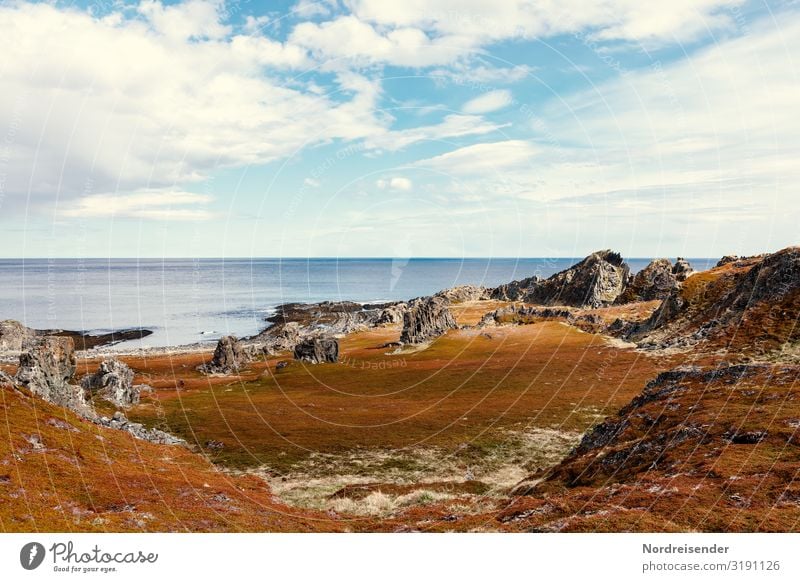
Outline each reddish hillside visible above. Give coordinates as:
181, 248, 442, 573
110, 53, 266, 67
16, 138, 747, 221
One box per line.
0, 377, 340, 532
499, 364, 800, 532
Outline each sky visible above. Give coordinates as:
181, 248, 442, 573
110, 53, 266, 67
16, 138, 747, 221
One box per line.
0, 0, 797, 258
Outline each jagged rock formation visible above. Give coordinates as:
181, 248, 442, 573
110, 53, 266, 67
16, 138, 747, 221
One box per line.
490, 275, 542, 301
293, 338, 339, 363
14, 336, 92, 415
526, 250, 630, 308
672, 257, 694, 281
0, 320, 36, 352
616, 258, 680, 303
435, 285, 490, 303
621, 247, 800, 356
81, 359, 142, 407
199, 336, 251, 374
400, 296, 458, 344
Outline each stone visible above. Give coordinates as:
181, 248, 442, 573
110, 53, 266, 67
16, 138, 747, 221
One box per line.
435, 285, 490, 303
490, 275, 542, 301
0, 320, 36, 352
672, 257, 694, 281
81, 359, 140, 407
293, 338, 339, 364
400, 296, 458, 344
617, 258, 680, 303
526, 250, 630, 308
14, 336, 92, 415
199, 335, 251, 374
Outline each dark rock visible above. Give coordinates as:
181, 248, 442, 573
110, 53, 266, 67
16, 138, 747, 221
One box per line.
716, 255, 740, 267
526, 250, 630, 308
617, 258, 679, 303
81, 359, 140, 407
15, 336, 92, 415
490, 275, 542, 301
725, 430, 767, 444
0, 320, 36, 352
400, 296, 457, 344
275, 360, 289, 370
672, 257, 694, 281
293, 338, 339, 364
199, 335, 251, 374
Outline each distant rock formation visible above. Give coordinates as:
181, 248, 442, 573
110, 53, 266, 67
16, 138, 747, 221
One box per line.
400, 296, 458, 344
375, 303, 407, 325
436, 285, 490, 303
526, 250, 630, 308
0, 320, 36, 352
616, 258, 680, 303
14, 336, 93, 416
199, 336, 251, 374
81, 359, 142, 407
672, 257, 694, 281
293, 337, 339, 363
490, 275, 542, 301
621, 247, 800, 355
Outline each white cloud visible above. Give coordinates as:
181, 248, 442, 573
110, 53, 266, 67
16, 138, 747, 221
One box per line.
462, 90, 513, 114
0, 2, 389, 215
61, 191, 214, 221
415, 140, 537, 175
290, 15, 476, 67
137, 0, 230, 41
304, 178, 321, 187
367, 114, 506, 151
376, 177, 412, 190
348, 0, 745, 45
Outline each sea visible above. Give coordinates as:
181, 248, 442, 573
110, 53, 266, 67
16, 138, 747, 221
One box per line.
0, 257, 718, 349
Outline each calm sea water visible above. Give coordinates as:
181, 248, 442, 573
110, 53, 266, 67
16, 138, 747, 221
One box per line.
0, 257, 718, 349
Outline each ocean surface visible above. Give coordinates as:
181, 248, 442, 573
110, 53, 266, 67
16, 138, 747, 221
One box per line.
0, 257, 718, 349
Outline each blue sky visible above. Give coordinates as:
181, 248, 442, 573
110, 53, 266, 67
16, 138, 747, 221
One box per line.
0, 0, 797, 257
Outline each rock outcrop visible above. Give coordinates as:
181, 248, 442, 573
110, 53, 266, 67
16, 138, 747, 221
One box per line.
293, 338, 339, 364
199, 336, 251, 374
436, 285, 490, 303
81, 359, 141, 407
14, 336, 92, 415
0, 320, 36, 352
99, 411, 184, 445
400, 296, 458, 344
672, 257, 694, 281
490, 275, 542, 301
616, 258, 680, 303
621, 247, 800, 356
526, 250, 630, 308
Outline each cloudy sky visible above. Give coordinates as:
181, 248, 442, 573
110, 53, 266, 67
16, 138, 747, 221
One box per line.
0, 0, 797, 258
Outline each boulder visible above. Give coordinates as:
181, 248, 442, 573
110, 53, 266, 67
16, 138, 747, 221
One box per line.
400, 296, 458, 344
526, 250, 630, 308
0, 320, 36, 352
375, 303, 407, 325
617, 258, 679, 303
672, 257, 694, 281
199, 335, 251, 374
293, 338, 339, 364
14, 336, 92, 415
81, 359, 140, 407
